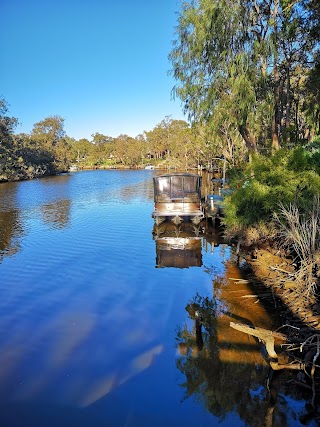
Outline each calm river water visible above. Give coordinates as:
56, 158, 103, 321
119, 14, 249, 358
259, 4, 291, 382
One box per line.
0, 170, 316, 426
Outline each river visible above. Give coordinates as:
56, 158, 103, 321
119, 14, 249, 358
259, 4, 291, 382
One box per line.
0, 170, 316, 426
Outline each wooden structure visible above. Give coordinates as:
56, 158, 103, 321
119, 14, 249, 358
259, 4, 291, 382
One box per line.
152, 173, 204, 226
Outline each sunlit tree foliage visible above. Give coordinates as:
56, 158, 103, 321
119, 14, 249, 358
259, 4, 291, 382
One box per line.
169, 0, 320, 159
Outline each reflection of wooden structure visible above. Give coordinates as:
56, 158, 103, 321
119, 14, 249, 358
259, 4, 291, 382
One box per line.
176, 248, 313, 425
155, 237, 202, 268
156, 237, 202, 268
153, 222, 202, 268
152, 173, 204, 226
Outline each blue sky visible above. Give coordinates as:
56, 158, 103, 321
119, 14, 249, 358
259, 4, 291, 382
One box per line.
1, 0, 186, 140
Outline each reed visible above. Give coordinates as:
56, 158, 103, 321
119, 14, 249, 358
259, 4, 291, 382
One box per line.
274, 196, 320, 301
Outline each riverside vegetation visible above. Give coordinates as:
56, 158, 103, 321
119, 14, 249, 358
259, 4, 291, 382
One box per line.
169, 0, 320, 414
1, 0, 320, 415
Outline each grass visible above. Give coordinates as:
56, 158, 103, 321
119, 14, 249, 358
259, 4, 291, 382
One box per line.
274, 196, 320, 301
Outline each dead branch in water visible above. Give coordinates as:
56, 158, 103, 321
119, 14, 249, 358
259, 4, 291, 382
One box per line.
230, 322, 286, 359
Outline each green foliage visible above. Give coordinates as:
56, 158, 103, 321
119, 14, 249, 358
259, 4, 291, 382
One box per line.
169, 0, 262, 152
0, 101, 65, 181
31, 115, 65, 148
170, 0, 320, 155
1, 96, 208, 181
223, 148, 320, 232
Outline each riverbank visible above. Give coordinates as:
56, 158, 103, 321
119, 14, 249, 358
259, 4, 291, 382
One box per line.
237, 244, 320, 409
0, 164, 190, 183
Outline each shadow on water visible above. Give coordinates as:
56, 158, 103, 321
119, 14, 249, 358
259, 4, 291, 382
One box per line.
160, 220, 319, 426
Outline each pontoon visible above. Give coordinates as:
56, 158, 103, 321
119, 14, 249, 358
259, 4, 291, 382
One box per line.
152, 173, 204, 226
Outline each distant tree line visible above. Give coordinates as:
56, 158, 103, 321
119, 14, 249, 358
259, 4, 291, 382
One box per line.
0, 101, 218, 182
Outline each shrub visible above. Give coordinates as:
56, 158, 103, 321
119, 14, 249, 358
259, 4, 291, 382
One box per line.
274, 197, 320, 301
223, 148, 320, 239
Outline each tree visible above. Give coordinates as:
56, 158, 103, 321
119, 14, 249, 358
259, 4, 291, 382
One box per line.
304, 58, 320, 135
0, 98, 18, 159
0, 98, 18, 141
68, 138, 94, 166
169, 0, 259, 154
145, 117, 196, 166
145, 116, 174, 160
91, 132, 114, 145
301, 0, 320, 137
169, 0, 319, 158
31, 115, 65, 148
176, 293, 276, 426
0, 99, 20, 181
14, 133, 57, 178
113, 134, 137, 166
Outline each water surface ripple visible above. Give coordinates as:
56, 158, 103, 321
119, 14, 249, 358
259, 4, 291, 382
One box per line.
0, 170, 314, 426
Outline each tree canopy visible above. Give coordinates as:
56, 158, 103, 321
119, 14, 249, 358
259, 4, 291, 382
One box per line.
0, 102, 214, 181
169, 0, 320, 156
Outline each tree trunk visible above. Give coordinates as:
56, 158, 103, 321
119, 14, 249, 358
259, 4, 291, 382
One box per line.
294, 97, 299, 144
271, 0, 280, 151
272, 64, 281, 150
285, 64, 291, 145
238, 124, 257, 154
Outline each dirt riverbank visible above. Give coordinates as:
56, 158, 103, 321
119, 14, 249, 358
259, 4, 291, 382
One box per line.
237, 246, 320, 410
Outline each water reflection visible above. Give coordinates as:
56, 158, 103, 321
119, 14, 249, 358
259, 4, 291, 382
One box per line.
0, 171, 317, 426
153, 222, 203, 268
0, 182, 24, 261
41, 199, 71, 229
176, 255, 316, 426
152, 221, 227, 269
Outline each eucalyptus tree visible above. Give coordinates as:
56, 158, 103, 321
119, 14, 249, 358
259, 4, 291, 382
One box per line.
30, 115, 68, 171
169, 0, 319, 157
301, 0, 320, 137
303, 0, 320, 38
133, 134, 149, 165
145, 124, 167, 160
91, 132, 114, 145
0, 98, 18, 154
164, 119, 204, 169
276, 0, 320, 145
145, 116, 179, 160
113, 134, 137, 166
90, 133, 115, 165
145, 116, 195, 165
72, 138, 94, 165
31, 115, 65, 148
0, 98, 18, 140
169, 0, 261, 155
304, 58, 320, 136
0, 98, 19, 180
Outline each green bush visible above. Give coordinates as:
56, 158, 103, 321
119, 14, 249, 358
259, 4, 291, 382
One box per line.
223, 148, 320, 234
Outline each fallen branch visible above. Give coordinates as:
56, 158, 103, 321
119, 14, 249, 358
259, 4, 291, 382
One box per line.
270, 361, 304, 371
230, 321, 287, 359
312, 337, 320, 408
